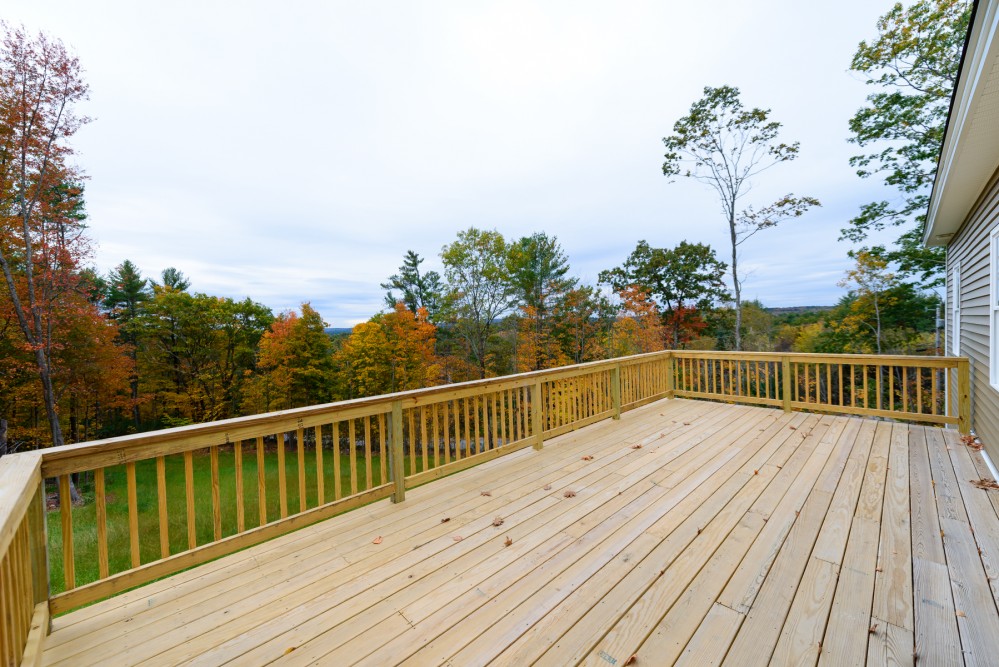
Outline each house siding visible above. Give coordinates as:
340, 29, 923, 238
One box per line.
948, 165, 999, 461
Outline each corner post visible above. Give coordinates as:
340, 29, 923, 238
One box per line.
666, 352, 675, 399
532, 379, 544, 450
612, 364, 622, 420
389, 401, 406, 503
957, 358, 971, 434
781, 356, 792, 414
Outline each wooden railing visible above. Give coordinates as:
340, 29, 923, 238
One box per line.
0, 349, 970, 665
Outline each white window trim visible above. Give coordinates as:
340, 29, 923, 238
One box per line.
991, 228, 999, 388
952, 260, 961, 356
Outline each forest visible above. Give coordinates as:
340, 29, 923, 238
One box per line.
0, 0, 967, 454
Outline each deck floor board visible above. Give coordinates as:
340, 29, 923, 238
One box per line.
40, 398, 999, 666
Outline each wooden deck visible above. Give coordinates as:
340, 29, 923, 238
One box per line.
39, 398, 999, 666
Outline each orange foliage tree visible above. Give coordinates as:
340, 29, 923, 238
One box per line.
335, 303, 439, 398
609, 286, 665, 356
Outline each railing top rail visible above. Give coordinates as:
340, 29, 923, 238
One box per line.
37, 350, 671, 471
672, 350, 968, 365
0, 451, 41, 557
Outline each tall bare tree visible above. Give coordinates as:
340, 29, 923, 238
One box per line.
662, 85, 819, 350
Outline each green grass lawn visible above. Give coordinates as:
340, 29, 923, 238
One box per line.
47, 444, 434, 595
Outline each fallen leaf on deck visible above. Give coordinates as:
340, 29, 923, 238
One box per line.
683, 422, 691, 426
789, 426, 797, 430
441, 517, 451, 523
581, 455, 594, 461
632, 444, 642, 450
453, 535, 464, 542
971, 478, 999, 490
696, 527, 702, 535
956, 610, 966, 617
504, 537, 513, 547
372, 536, 383, 544
564, 490, 577, 498
753, 470, 759, 475
284, 647, 296, 655
481, 491, 492, 497
493, 517, 505, 527
961, 435, 984, 451
543, 484, 552, 491
869, 623, 878, 634
624, 654, 638, 665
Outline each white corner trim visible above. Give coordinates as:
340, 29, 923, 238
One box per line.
981, 447, 999, 482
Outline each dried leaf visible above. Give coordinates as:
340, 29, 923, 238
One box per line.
631, 444, 642, 450
481, 491, 492, 497
581, 455, 594, 461
440, 517, 451, 523
504, 536, 513, 547
869, 623, 878, 634
682, 422, 691, 426
372, 536, 383, 545
961, 435, 984, 450
543, 484, 552, 491
971, 478, 999, 490
753, 470, 759, 475
453, 535, 463, 542
624, 654, 638, 665
564, 490, 577, 498
696, 527, 702, 535
284, 647, 297, 655
789, 426, 797, 430
493, 516, 505, 527
956, 610, 966, 618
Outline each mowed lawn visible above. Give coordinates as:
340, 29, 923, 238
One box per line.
46, 444, 433, 596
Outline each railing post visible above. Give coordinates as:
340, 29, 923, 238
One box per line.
389, 401, 405, 503
612, 364, 622, 420
957, 358, 971, 434
533, 379, 544, 450
781, 356, 792, 413
666, 352, 675, 399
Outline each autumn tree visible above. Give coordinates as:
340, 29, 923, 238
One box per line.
334, 303, 438, 398
838, 251, 898, 354
609, 286, 665, 357
552, 286, 615, 364
0, 24, 90, 449
844, 0, 971, 286
662, 86, 820, 350
600, 240, 728, 348
440, 228, 513, 377
243, 303, 331, 413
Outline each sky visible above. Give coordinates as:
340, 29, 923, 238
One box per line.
6, 0, 907, 327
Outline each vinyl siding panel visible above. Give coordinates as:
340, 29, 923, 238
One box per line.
948, 164, 999, 461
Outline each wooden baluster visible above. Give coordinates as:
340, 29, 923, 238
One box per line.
95, 468, 109, 579
420, 407, 429, 469
403, 410, 413, 476
444, 402, 452, 465
432, 404, 441, 467
379, 414, 388, 484
315, 426, 324, 506
127, 461, 141, 567
210, 446, 222, 541
256, 436, 267, 526
332, 422, 342, 500
296, 426, 306, 512
889, 367, 896, 412
157, 456, 170, 558
472, 397, 481, 455
184, 451, 196, 549
365, 416, 374, 489
277, 432, 288, 518
463, 396, 472, 457
903, 367, 910, 413
59, 475, 75, 590
234, 442, 245, 532
348, 420, 358, 496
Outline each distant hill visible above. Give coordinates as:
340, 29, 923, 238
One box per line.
764, 306, 833, 316
325, 328, 353, 336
